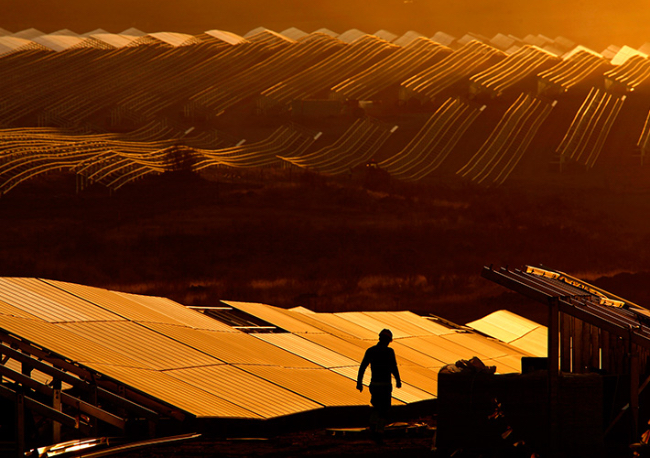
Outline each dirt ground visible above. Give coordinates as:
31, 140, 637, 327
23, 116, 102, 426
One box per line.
115, 428, 436, 458
2, 162, 650, 328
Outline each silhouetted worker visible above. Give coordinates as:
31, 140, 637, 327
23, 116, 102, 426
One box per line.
357, 328, 401, 443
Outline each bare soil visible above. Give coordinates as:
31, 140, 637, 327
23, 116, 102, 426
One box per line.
117, 433, 436, 458
2, 164, 650, 328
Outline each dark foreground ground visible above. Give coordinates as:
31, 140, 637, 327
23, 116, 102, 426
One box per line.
76, 425, 637, 458
119, 428, 435, 458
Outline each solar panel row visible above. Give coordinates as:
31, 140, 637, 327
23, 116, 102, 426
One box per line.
0, 27, 647, 193
0, 278, 539, 419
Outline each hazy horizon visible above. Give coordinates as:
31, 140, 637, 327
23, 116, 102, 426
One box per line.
1, 0, 649, 52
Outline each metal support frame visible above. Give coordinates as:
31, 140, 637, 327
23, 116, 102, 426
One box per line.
16, 392, 24, 458
53, 386, 62, 443
0, 338, 170, 455
548, 297, 560, 456
629, 327, 640, 439
0, 364, 127, 430
0, 383, 78, 427
0, 340, 161, 421
0, 383, 79, 458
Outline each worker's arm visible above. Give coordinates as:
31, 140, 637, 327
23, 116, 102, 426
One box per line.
357, 350, 370, 392
391, 349, 402, 388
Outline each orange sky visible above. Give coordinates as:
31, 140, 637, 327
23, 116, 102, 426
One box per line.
2, 0, 649, 51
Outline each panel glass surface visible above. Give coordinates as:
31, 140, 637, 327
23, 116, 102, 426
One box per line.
142, 323, 318, 367
0, 278, 118, 323
253, 333, 358, 368
166, 365, 322, 418
288, 311, 378, 340
467, 310, 541, 342
117, 292, 235, 331
43, 280, 189, 324
89, 363, 261, 419
362, 311, 453, 336
394, 335, 479, 365
59, 321, 223, 370
335, 312, 411, 338
296, 333, 368, 362
0, 298, 41, 319
222, 301, 324, 333
441, 332, 528, 359
509, 327, 547, 357
0, 315, 142, 367
238, 366, 369, 407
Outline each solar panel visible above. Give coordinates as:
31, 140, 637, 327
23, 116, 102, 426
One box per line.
58, 321, 223, 370
44, 279, 193, 324
0, 278, 120, 323
0, 278, 537, 422
253, 333, 359, 368
223, 300, 324, 333
395, 335, 480, 364
335, 311, 412, 338
89, 363, 261, 418
510, 328, 547, 356
141, 322, 319, 367
289, 311, 379, 339
368, 310, 455, 336
166, 365, 322, 418
238, 366, 369, 407
0, 315, 141, 366
115, 291, 235, 331
467, 309, 547, 356
468, 310, 537, 339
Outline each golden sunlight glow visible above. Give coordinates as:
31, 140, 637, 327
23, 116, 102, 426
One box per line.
3, 0, 650, 51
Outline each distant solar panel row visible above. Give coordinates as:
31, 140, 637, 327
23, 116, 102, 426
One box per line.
0, 27, 648, 192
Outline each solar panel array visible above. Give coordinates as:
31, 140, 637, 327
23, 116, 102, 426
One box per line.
0, 27, 649, 192
0, 278, 538, 420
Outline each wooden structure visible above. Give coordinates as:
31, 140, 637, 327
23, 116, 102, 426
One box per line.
483, 265, 650, 451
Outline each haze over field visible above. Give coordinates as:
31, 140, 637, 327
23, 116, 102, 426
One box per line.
2, 0, 650, 51
2, 0, 650, 326
4, 3, 650, 457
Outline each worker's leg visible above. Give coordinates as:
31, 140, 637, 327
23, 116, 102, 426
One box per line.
369, 384, 392, 443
